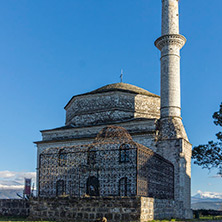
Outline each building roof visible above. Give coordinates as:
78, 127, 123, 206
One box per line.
95, 125, 133, 142
90, 83, 159, 97
64, 82, 159, 109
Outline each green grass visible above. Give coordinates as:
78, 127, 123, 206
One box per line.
200, 216, 222, 220
150, 216, 222, 221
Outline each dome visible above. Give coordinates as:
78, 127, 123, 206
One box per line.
89, 83, 159, 97
95, 125, 133, 142
65, 83, 159, 109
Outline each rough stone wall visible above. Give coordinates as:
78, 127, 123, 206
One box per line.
29, 196, 180, 222
156, 138, 192, 219
41, 119, 157, 142
140, 197, 182, 221
137, 147, 174, 199
39, 142, 137, 197
68, 110, 135, 128
29, 196, 142, 222
157, 117, 188, 141
65, 92, 160, 127
38, 143, 175, 200
134, 94, 160, 119
0, 199, 29, 217
36, 119, 158, 195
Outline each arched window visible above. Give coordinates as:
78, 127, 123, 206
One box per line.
58, 149, 67, 166
56, 180, 65, 196
119, 144, 130, 163
86, 176, 100, 196
119, 177, 130, 196
87, 147, 96, 165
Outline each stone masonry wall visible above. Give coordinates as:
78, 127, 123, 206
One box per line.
140, 197, 181, 221
29, 196, 178, 222
39, 142, 137, 197
40, 119, 157, 142
137, 148, 174, 199
29, 196, 142, 222
36, 119, 158, 196
0, 199, 29, 217
157, 137, 192, 219
65, 91, 160, 127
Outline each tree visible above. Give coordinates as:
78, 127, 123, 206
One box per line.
192, 103, 222, 176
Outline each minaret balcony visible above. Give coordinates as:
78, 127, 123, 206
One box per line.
155, 34, 186, 51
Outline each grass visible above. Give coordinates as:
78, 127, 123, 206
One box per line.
150, 216, 222, 221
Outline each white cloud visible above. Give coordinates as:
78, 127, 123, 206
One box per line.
0, 171, 36, 190
0, 171, 16, 179
0, 184, 24, 189
196, 190, 222, 199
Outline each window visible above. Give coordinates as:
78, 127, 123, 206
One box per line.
119, 144, 130, 163
56, 180, 65, 196
119, 177, 130, 196
87, 147, 96, 165
58, 149, 67, 166
86, 176, 100, 196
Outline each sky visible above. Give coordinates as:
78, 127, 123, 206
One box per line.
0, 0, 222, 196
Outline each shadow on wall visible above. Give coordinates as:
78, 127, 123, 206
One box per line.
137, 147, 174, 200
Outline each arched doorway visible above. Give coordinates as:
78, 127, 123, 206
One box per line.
56, 180, 65, 196
119, 177, 130, 196
86, 176, 100, 196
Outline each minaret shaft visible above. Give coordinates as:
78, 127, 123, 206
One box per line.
160, 43, 181, 118
155, 0, 186, 119
162, 0, 179, 35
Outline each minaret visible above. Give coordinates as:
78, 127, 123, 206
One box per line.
155, 0, 192, 219
155, 0, 187, 140
155, 0, 186, 120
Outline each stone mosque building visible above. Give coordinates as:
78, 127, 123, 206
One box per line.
33, 0, 192, 221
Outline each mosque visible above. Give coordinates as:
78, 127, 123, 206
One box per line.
34, 0, 192, 221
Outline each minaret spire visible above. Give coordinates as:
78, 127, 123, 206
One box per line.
155, 0, 186, 120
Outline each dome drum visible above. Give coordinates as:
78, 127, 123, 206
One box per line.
65, 83, 160, 127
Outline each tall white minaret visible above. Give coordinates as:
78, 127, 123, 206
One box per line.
155, 0, 186, 120
155, 1, 192, 219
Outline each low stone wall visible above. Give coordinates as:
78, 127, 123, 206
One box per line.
142, 198, 188, 221
29, 196, 179, 222
0, 199, 29, 217
29, 196, 141, 221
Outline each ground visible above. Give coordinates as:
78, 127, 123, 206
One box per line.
1, 216, 222, 222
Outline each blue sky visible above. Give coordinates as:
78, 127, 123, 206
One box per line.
0, 0, 222, 195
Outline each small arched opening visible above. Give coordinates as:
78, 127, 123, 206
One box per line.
56, 179, 65, 196
119, 177, 130, 196
86, 176, 100, 196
